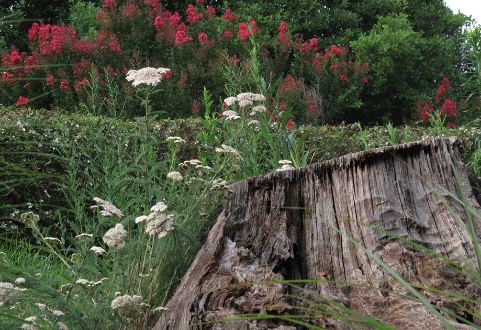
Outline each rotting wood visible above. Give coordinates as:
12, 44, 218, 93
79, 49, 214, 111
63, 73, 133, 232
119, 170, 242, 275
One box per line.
155, 137, 481, 329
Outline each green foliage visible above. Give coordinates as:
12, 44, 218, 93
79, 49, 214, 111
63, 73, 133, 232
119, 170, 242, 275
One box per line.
351, 14, 457, 124
68, 0, 100, 38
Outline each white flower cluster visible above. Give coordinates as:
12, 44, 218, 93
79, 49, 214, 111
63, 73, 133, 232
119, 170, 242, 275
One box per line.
111, 294, 143, 319
75, 277, 109, 287
135, 202, 174, 239
102, 223, 127, 249
126, 67, 171, 87
75, 233, 93, 240
0, 282, 20, 305
167, 171, 183, 182
91, 197, 124, 218
211, 179, 229, 191
276, 159, 295, 171
166, 136, 186, 144
223, 92, 266, 111
179, 159, 212, 172
222, 110, 241, 120
215, 144, 243, 161
90, 246, 106, 255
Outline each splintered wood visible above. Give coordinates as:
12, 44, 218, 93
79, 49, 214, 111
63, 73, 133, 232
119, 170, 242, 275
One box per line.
155, 138, 481, 329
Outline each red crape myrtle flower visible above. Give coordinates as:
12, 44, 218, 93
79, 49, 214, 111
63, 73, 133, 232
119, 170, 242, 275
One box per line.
207, 6, 216, 16
238, 23, 250, 42
435, 76, 451, 104
441, 98, 457, 118
222, 8, 235, 22
198, 32, 209, 45
286, 119, 295, 130
175, 24, 192, 45
417, 101, 434, 123
60, 80, 69, 91
154, 16, 164, 29
16, 96, 29, 107
446, 123, 456, 129
186, 4, 203, 24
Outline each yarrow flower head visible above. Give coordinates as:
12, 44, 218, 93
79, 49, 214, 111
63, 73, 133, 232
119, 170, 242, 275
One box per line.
223, 96, 238, 107
102, 223, 127, 249
215, 144, 243, 161
167, 171, 183, 182
166, 136, 186, 144
136, 201, 174, 238
0, 282, 19, 305
111, 294, 143, 319
90, 246, 106, 255
126, 67, 171, 87
91, 197, 124, 217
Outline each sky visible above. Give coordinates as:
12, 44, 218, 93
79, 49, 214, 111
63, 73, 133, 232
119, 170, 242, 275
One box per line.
444, 0, 481, 24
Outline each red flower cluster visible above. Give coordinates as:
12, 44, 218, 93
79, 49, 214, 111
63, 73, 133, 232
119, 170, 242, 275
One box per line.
222, 8, 235, 22
16, 96, 29, 108
300, 38, 318, 54
277, 21, 291, 50
186, 4, 203, 24
207, 6, 216, 17
417, 101, 434, 122
122, 3, 140, 19
175, 24, 193, 45
238, 23, 250, 42
441, 98, 457, 117
279, 74, 303, 95
417, 76, 457, 125
198, 32, 210, 46
28, 23, 77, 56
435, 76, 451, 104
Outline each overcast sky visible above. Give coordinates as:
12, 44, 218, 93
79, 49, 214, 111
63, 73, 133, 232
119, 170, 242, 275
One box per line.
444, 0, 481, 25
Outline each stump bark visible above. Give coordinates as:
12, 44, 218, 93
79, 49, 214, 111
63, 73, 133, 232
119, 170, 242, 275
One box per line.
155, 138, 481, 329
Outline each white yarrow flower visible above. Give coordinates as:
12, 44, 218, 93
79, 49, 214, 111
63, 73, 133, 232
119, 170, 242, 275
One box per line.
236, 92, 266, 102
0, 282, 18, 305
150, 201, 167, 213
222, 110, 238, 118
215, 144, 243, 160
102, 223, 127, 249
126, 67, 171, 87
166, 136, 186, 144
111, 294, 143, 319
250, 105, 267, 116
276, 164, 295, 171
75, 233, 93, 240
50, 309, 65, 317
145, 213, 174, 238
167, 171, 183, 182
91, 197, 124, 218
223, 96, 238, 106
15, 278, 26, 285
35, 303, 46, 310
238, 99, 253, 108
135, 215, 148, 224
90, 246, 106, 256
278, 159, 293, 165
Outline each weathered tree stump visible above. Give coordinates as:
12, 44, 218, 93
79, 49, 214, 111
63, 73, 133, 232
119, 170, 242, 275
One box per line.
155, 138, 481, 329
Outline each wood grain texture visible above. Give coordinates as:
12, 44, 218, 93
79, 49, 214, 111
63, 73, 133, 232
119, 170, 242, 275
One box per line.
155, 138, 481, 329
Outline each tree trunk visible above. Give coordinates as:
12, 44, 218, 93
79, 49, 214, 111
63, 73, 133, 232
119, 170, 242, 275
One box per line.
155, 138, 481, 329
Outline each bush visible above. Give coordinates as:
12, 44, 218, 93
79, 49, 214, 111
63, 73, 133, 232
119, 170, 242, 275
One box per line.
0, 0, 368, 124
351, 14, 459, 124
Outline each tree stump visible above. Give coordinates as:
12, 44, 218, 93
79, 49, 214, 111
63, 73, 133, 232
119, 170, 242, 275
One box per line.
155, 138, 481, 329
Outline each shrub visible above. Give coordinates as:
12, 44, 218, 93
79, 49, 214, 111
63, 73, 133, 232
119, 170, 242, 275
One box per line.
0, 0, 368, 124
